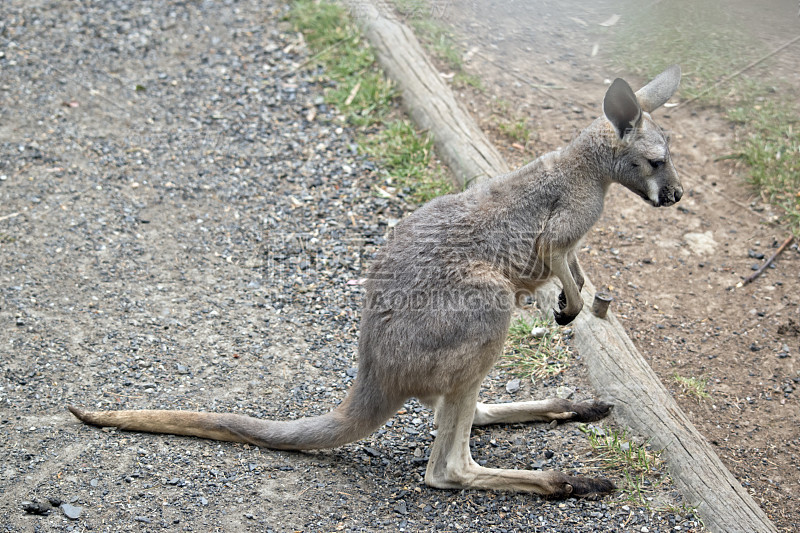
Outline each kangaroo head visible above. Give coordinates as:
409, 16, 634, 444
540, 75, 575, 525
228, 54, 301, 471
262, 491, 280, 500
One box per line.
602, 65, 683, 207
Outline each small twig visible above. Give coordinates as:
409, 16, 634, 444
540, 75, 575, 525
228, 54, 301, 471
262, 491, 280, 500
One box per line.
0, 211, 21, 222
736, 235, 795, 287
676, 34, 800, 110
344, 79, 361, 106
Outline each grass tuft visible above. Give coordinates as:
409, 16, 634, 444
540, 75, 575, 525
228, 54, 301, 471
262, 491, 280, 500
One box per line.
497, 119, 531, 145
392, 0, 483, 91
501, 315, 570, 382
673, 374, 711, 400
728, 103, 800, 234
581, 424, 665, 506
363, 120, 452, 202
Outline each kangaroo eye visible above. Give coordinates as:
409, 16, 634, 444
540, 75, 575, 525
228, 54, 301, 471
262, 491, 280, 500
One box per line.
649, 159, 665, 169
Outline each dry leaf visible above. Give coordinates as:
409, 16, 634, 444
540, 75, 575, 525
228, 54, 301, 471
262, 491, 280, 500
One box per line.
344, 80, 361, 106
599, 14, 620, 27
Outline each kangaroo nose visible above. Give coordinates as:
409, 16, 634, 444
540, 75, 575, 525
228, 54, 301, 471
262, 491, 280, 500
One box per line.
674, 188, 683, 202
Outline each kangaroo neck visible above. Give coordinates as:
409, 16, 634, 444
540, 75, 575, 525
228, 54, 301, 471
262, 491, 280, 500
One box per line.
509, 120, 613, 200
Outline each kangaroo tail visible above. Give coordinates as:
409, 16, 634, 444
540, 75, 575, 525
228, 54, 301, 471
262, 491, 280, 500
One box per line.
68, 377, 401, 450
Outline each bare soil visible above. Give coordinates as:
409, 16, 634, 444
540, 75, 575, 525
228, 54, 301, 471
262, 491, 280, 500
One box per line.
436, 0, 800, 530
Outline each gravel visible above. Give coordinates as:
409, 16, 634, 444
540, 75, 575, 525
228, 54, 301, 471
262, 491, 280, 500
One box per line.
0, 0, 701, 531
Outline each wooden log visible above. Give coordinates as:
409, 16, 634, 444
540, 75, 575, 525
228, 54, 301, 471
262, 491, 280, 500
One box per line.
341, 0, 509, 188
538, 281, 777, 533
341, 1, 777, 531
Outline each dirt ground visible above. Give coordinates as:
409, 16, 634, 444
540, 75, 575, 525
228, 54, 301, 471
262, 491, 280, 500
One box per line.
433, 0, 800, 530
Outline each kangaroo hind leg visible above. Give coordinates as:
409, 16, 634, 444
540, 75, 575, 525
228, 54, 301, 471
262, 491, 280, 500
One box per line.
472, 398, 612, 426
424, 383, 614, 498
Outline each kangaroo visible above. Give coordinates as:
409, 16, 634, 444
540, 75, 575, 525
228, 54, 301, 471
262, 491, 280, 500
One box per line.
69, 65, 682, 499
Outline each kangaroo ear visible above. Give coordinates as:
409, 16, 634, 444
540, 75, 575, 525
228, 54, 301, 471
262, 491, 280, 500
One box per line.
603, 78, 642, 140
635, 64, 681, 113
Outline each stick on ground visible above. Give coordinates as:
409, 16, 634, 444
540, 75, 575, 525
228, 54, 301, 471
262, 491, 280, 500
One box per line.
737, 234, 795, 288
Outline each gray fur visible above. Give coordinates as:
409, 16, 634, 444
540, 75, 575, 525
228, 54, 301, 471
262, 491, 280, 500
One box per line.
69, 66, 682, 499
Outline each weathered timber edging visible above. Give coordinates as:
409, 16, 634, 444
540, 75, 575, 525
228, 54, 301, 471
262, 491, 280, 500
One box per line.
340, 1, 777, 532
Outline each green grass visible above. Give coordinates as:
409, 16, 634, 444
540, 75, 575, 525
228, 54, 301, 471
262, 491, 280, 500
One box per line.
728, 103, 800, 233
363, 120, 452, 202
289, 0, 451, 202
581, 424, 665, 506
582, 425, 661, 475
501, 315, 570, 382
497, 119, 531, 145
290, 0, 395, 127
673, 374, 711, 400
608, 0, 800, 237
582, 425, 702, 525
488, 98, 534, 149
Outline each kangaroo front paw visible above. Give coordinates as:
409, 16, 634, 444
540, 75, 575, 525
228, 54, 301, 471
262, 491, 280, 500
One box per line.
558, 289, 567, 311
553, 308, 576, 326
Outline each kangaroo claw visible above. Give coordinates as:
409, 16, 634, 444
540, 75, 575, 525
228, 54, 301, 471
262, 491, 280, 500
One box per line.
553, 308, 576, 326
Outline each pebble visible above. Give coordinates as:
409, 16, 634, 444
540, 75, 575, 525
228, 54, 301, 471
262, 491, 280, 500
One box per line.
506, 378, 521, 393
60, 503, 83, 520
530, 327, 548, 338
555, 386, 574, 399
21, 501, 50, 515
364, 447, 381, 457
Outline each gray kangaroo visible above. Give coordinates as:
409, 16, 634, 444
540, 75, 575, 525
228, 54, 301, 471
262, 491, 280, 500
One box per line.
69, 65, 682, 499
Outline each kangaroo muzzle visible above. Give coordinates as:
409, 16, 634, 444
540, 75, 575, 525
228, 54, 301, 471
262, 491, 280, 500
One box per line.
657, 182, 683, 207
